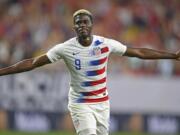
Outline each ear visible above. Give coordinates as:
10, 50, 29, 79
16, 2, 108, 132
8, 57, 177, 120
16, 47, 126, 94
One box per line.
72, 25, 76, 31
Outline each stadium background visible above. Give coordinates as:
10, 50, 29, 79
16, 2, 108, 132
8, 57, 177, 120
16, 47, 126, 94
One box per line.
0, 0, 180, 135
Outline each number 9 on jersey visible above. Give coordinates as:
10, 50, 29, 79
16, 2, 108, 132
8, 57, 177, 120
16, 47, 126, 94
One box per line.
75, 59, 81, 70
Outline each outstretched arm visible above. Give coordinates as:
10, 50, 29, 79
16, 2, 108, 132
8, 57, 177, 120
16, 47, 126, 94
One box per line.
176, 50, 180, 60
0, 54, 51, 76
123, 47, 180, 60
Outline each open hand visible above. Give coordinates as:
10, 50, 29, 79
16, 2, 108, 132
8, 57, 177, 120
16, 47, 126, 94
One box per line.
176, 50, 180, 60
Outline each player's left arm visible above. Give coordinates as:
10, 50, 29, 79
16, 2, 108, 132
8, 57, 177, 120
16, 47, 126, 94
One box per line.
176, 50, 180, 60
123, 47, 180, 60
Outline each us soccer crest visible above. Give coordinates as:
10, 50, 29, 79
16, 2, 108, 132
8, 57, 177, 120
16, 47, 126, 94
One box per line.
91, 47, 101, 56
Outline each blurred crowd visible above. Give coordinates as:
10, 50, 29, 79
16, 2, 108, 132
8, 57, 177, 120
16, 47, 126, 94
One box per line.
0, 0, 179, 76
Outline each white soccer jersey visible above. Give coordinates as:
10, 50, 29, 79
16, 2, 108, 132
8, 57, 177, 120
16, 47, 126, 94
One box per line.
46, 35, 127, 104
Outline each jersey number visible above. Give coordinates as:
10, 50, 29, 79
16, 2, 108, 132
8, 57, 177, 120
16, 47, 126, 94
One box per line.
75, 59, 81, 70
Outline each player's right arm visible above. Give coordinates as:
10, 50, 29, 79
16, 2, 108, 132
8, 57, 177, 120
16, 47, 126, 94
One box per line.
0, 54, 51, 76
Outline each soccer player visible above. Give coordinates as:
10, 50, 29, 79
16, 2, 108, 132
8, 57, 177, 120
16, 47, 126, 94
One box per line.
0, 9, 179, 135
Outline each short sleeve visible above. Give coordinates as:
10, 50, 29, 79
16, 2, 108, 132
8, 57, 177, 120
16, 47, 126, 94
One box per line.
107, 38, 127, 56
46, 44, 64, 63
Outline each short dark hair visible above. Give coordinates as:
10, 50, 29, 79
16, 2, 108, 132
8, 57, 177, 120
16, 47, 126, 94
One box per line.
73, 9, 93, 23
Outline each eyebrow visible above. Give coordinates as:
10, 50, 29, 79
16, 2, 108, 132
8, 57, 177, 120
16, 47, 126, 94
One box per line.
74, 17, 90, 23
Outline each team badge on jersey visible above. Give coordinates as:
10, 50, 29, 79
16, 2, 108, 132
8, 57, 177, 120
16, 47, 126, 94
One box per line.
73, 119, 80, 129
89, 39, 108, 56
91, 47, 101, 56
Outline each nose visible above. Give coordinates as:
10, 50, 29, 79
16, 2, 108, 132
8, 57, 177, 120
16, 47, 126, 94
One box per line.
79, 22, 86, 27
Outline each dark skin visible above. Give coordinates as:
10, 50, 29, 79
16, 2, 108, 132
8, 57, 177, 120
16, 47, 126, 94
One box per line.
73, 14, 93, 46
0, 14, 179, 76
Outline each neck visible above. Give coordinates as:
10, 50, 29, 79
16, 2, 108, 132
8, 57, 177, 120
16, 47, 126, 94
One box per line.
78, 35, 93, 47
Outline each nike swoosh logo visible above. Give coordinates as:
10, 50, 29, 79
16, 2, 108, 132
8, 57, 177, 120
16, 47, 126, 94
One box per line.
73, 52, 80, 55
